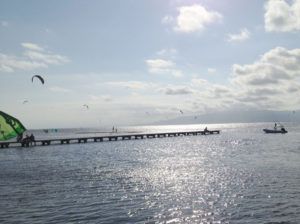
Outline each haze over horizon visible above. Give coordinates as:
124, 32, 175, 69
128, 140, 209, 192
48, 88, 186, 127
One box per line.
1, 0, 300, 128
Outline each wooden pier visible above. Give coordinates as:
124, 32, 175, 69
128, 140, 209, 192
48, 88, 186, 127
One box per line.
0, 130, 220, 148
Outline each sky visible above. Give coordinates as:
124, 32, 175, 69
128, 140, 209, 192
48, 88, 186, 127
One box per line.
1, 0, 300, 128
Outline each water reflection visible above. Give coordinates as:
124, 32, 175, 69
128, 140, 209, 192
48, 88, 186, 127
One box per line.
0, 123, 299, 223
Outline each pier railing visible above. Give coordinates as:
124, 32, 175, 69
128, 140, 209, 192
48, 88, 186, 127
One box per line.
0, 130, 220, 148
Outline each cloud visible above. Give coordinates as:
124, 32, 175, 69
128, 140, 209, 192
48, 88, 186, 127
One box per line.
227, 46, 300, 110
232, 47, 300, 86
191, 78, 208, 86
162, 86, 193, 95
265, 0, 300, 32
183, 47, 300, 112
208, 68, 217, 74
0, 43, 70, 72
21, 42, 44, 51
287, 84, 300, 93
145, 59, 182, 77
196, 84, 234, 101
237, 95, 270, 103
24, 50, 70, 65
146, 59, 174, 71
156, 48, 178, 58
227, 28, 251, 42
173, 4, 222, 33
102, 95, 113, 102
0, 54, 47, 72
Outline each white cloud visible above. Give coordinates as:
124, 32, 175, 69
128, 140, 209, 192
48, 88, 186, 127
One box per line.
209, 84, 232, 98
0, 43, 70, 72
265, 0, 300, 32
208, 68, 217, 74
181, 47, 300, 112
24, 50, 70, 65
21, 42, 44, 51
146, 59, 174, 70
0, 53, 47, 72
227, 47, 300, 109
173, 4, 222, 33
232, 47, 300, 86
227, 28, 251, 42
191, 78, 208, 86
145, 59, 182, 77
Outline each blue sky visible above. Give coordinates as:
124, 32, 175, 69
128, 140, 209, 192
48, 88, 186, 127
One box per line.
1, 0, 300, 128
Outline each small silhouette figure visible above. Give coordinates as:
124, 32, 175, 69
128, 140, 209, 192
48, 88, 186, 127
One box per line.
17, 133, 23, 142
29, 134, 36, 146
21, 135, 30, 147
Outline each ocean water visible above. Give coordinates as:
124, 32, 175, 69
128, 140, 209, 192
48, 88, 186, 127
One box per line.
0, 123, 299, 223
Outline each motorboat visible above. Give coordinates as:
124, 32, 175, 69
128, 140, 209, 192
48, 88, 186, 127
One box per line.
263, 128, 287, 134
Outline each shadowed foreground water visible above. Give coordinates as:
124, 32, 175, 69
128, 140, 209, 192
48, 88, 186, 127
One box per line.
0, 123, 299, 223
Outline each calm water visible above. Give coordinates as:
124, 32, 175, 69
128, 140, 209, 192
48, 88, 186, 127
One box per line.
0, 123, 299, 223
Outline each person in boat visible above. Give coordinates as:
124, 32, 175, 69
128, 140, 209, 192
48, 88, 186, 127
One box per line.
274, 123, 277, 130
204, 127, 208, 132
281, 127, 286, 132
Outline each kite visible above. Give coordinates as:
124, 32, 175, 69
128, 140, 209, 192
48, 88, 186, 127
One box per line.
23, 100, 29, 104
0, 111, 26, 141
32, 75, 45, 84
83, 104, 89, 109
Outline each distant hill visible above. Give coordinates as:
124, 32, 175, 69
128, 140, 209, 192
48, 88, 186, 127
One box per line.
154, 110, 300, 125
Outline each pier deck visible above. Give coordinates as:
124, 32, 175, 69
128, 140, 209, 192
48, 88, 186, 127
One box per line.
0, 130, 220, 148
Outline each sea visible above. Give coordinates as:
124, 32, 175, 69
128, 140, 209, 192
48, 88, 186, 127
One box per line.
0, 122, 299, 224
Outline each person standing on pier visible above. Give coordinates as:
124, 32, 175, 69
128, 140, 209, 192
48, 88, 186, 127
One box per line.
29, 134, 36, 146
17, 133, 23, 142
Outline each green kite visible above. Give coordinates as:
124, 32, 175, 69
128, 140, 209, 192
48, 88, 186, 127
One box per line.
0, 111, 26, 141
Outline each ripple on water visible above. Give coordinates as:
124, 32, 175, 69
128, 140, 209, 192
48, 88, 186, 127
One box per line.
0, 124, 300, 223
